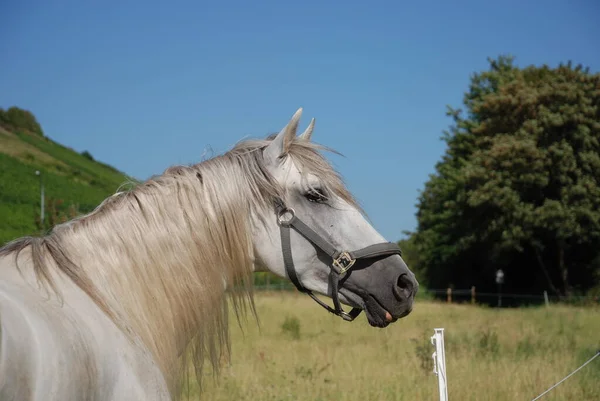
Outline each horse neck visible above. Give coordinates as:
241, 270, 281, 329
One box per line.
55, 163, 258, 384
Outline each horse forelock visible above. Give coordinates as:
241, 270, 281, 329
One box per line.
232, 136, 361, 212
0, 132, 355, 399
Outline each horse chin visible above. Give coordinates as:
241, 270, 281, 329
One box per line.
361, 293, 396, 328
338, 289, 396, 328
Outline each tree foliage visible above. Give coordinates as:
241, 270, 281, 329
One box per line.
0, 106, 44, 136
414, 56, 600, 299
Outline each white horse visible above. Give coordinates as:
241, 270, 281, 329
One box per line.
0, 108, 418, 401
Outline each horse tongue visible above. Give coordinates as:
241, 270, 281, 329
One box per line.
385, 312, 393, 322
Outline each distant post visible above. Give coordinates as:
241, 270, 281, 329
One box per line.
495, 269, 504, 307
35, 170, 44, 228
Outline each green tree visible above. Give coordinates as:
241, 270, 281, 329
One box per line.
415, 56, 600, 299
0, 106, 44, 136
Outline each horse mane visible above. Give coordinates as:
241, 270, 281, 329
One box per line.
0, 134, 358, 398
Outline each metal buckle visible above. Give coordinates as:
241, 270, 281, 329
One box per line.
332, 251, 356, 274
277, 207, 296, 226
338, 310, 356, 321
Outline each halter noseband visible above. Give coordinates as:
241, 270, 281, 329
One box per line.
274, 198, 403, 321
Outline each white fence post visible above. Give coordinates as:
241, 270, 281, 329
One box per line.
431, 328, 448, 401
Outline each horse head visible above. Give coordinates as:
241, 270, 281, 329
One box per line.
252, 108, 418, 328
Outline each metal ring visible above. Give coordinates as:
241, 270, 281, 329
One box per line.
277, 207, 296, 226
339, 310, 357, 321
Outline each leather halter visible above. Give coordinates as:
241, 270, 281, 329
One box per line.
274, 197, 403, 321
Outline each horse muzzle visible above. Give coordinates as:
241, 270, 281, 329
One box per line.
342, 255, 418, 327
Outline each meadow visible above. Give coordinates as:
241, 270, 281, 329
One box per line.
189, 292, 599, 401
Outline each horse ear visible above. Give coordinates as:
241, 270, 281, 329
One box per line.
263, 108, 303, 163
298, 118, 315, 142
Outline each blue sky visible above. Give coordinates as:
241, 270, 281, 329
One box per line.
1, 0, 598, 241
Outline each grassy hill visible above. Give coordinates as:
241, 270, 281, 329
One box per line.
0, 107, 135, 245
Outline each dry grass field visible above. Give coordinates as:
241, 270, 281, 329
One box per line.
186, 292, 599, 401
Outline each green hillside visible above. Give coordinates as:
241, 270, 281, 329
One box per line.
0, 106, 135, 245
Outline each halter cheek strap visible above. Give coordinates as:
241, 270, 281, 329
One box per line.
274, 198, 403, 322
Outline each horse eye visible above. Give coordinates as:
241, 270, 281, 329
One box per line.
304, 188, 328, 203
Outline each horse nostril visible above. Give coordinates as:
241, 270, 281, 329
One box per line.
396, 273, 414, 291
393, 273, 416, 302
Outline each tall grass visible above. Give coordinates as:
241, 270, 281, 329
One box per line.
187, 293, 599, 401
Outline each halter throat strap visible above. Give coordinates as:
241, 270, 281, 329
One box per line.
274, 198, 402, 322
